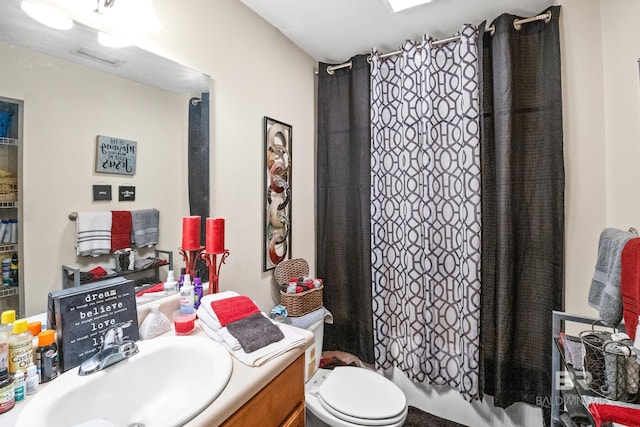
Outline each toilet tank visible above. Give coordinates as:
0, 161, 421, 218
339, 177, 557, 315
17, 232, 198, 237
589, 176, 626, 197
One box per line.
305, 318, 324, 383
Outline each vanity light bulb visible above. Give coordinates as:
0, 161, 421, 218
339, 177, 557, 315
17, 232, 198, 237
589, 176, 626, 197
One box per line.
20, 1, 73, 31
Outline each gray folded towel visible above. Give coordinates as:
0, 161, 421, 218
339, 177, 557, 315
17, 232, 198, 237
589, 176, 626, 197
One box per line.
226, 313, 285, 353
588, 227, 635, 327
131, 209, 159, 248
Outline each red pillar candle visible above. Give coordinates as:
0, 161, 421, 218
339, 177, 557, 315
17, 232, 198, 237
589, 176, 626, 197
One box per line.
182, 216, 201, 250
206, 218, 225, 254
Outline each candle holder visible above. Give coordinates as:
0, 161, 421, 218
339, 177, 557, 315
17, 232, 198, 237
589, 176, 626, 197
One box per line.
179, 246, 205, 277
200, 249, 230, 294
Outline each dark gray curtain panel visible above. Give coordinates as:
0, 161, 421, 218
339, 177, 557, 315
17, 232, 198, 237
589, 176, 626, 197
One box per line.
316, 55, 374, 364
479, 6, 564, 419
189, 93, 210, 276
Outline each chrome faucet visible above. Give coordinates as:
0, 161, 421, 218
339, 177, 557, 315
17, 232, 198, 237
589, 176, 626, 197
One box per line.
78, 321, 139, 376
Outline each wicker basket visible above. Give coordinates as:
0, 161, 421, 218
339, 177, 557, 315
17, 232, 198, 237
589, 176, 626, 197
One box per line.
274, 258, 323, 317
280, 287, 323, 317
0, 177, 16, 202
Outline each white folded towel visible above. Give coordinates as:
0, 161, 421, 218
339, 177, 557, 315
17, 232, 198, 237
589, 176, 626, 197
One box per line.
197, 291, 241, 331
197, 308, 241, 350
197, 291, 305, 366
76, 212, 112, 257
229, 323, 305, 367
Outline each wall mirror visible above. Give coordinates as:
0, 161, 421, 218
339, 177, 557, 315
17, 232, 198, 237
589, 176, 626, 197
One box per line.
0, 0, 210, 316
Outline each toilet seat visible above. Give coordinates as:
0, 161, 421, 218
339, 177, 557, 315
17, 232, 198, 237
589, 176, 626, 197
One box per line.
306, 367, 407, 427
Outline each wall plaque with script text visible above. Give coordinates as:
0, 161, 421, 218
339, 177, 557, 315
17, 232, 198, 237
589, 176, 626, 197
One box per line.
95, 135, 137, 175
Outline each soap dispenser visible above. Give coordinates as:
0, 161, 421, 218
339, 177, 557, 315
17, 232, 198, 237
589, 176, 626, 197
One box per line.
139, 304, 172, 340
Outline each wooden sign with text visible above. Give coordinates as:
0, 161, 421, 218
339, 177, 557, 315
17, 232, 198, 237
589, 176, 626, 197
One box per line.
95, 135, 137, 175
48, 279, 139, 372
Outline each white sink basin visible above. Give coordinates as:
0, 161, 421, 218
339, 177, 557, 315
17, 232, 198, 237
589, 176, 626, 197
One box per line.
16, 336, 232, 427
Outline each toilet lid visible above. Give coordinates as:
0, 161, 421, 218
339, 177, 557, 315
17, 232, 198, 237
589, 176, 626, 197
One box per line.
318, 367, 406, 423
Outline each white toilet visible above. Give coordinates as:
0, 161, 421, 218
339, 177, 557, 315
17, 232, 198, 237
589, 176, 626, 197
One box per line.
303, 319, 408, 427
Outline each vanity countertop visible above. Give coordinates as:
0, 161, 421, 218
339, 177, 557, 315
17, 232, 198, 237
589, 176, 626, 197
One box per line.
181, 320, 313, 426
3, 293, 314, 427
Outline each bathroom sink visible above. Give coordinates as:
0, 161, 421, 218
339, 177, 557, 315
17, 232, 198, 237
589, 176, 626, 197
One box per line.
16, 335, 232, 427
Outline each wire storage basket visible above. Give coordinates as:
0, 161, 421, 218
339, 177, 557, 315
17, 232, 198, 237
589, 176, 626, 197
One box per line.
0, 177, 16, 202
579, 329, 640, 403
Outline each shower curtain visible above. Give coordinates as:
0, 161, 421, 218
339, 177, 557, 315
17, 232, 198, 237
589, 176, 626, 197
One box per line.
479, 6, 564, 417
370, 25, 482, 401
316, 55, 375, 364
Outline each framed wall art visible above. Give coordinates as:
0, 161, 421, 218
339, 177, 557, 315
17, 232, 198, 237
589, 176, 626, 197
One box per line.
95, 135, 137, 175
263, 117, 292, 271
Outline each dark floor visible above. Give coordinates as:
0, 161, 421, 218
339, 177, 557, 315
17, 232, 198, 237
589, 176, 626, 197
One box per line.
404, 406, 469, 427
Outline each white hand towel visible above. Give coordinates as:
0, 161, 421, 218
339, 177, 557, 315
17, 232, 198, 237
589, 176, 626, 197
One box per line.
228, 323, 305, 367
197, 309, 241, 350
76, 212, 112, 257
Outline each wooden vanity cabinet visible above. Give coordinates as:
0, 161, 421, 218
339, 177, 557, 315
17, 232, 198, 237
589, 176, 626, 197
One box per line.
221, 354, 305, 427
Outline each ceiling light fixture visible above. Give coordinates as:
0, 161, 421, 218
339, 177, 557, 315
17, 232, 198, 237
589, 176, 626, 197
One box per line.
92, 0, 163, 34
384, 0, 433, 13
21, 0, 73, 30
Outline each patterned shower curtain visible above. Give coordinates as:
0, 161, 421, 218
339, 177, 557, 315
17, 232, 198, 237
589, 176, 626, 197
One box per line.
370, 25, 482, 401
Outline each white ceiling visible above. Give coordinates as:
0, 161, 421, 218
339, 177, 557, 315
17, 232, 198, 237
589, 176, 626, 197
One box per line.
238, 0, 555, 63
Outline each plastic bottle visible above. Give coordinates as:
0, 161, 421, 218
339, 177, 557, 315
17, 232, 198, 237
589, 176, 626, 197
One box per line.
25, 364, 37, 395
179, 274, 194, 314
193, 270, 203, 309
13, 370, 24, 402
163, 270, 177, 294
139, 303, 172, 340
9, 319, 32, 375
178, 267, 186, 291
9, 253, 17, 287
27, 321, 41, 364
0, 367, 14, 413
35, 330, 58, 383
0, 310, 14, 370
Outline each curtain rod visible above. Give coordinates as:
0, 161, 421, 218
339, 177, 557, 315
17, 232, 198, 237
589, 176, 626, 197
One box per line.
322, 10, 552, 75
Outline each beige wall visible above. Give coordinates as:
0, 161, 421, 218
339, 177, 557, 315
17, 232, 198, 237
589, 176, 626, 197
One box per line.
561, 0, 640, 321
13, 0, 317, 316
146, 0, 317, 312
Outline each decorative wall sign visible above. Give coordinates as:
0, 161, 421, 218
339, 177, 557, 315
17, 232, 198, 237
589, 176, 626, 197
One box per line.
263, 117, 292, 271
95, 135, 137, 175
47, 280, 139, 372
118, 186, 136, 201
93, 184, 112, 201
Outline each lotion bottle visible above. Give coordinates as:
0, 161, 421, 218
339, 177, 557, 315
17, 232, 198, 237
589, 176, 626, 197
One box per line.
179, 274, 194, 314
163, 270, 177, 294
